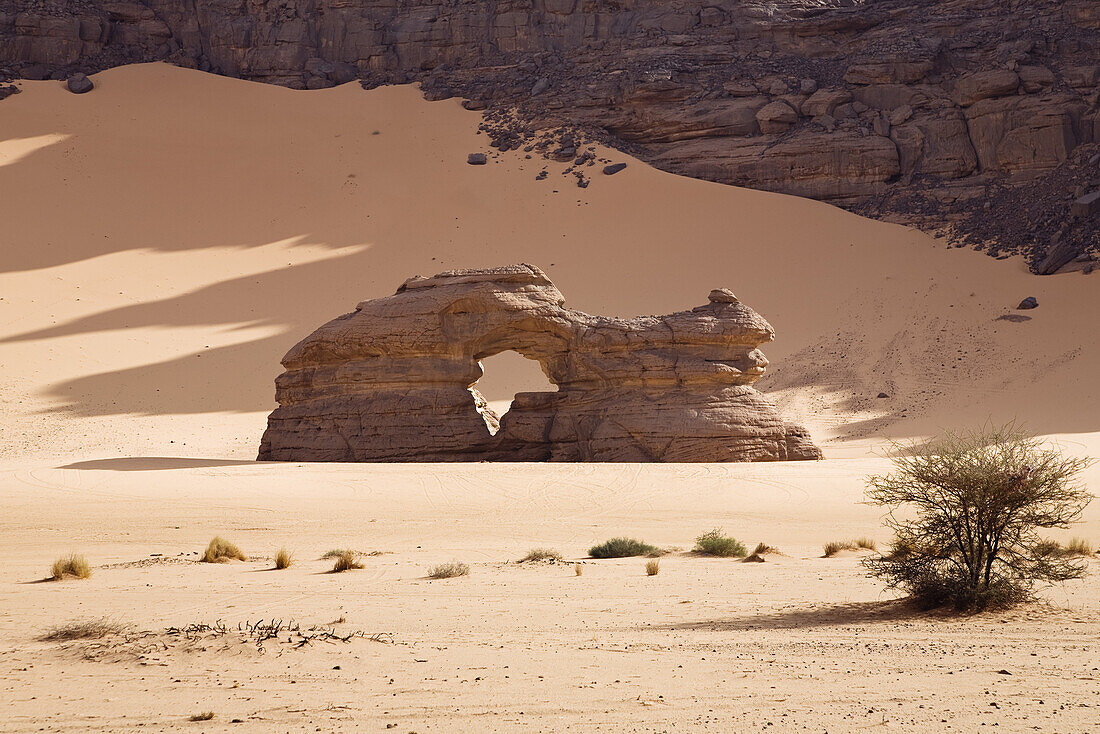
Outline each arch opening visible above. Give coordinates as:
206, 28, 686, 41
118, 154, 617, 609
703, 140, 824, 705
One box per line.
468, 350, 558, 435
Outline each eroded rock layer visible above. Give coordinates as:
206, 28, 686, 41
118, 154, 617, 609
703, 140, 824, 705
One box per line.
3, 0, 1099, 269
257, 265, 821, 462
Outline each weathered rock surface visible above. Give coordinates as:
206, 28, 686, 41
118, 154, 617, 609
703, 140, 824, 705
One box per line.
258, 265, 821, 463
2, 0, 1098, 270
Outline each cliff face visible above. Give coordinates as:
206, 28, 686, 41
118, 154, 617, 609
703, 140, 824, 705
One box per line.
3, 0, 1098, 270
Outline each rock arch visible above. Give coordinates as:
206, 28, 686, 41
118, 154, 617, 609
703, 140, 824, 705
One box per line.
258, 264, 821, 462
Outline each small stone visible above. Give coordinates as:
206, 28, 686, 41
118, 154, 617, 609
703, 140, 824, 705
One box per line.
997, 669, 1011, 675
461, 99, 487, 111
877, 392, 889, 399
66, 73, 94, 94
467, 153, 487, 165
603, 163, 627, 175
708, 288, 739, 304
1016, 296, 1038, 310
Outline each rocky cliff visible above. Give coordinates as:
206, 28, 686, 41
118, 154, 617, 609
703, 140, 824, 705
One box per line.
3, 0, 1098, 271
257, 264, 822, 462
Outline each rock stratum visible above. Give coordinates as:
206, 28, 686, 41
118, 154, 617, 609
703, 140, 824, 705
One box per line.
3, 0, 1099, 271
257, 265, 821, 462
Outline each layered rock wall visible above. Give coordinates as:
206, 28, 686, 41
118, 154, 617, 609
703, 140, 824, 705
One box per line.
258, 264, 822, 462
3, 0, 1098, 268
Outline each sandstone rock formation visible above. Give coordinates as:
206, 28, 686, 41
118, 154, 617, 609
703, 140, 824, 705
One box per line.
258, 265, 821, 463
3, 0, 1097, 270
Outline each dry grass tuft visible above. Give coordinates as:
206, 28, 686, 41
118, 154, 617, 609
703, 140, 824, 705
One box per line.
320, 548, 352, 559
40, 618, 127, 641
428, 562, 470, 579
694, 528, 747, 558
519, 548, 563, 563
50, 553, 92, 580
274, 547, 293, 570
201, 536, 247, 563
752, 543, 778, 555
189, 711, 215, 722
645, 559, 660, 576
1063, 537, 1094, 557
574, 563, 583, 576
823, 539, 877, 557
331, 550, 363, 572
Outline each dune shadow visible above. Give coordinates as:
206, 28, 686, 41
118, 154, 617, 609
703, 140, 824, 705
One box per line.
657, 598, 923, 632
60, 457, 260, 471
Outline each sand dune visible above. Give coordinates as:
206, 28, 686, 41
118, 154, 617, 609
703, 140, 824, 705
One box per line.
1, 63, 1097, 732
1, 63, 1096, 461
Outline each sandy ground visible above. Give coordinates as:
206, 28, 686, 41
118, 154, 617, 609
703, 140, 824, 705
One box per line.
1, 64, 1098, 732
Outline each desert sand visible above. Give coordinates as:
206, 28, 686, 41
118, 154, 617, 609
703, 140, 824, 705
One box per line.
0, 64, 1097, 732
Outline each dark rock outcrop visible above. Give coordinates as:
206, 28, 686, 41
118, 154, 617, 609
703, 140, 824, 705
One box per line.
2, 0, 1098, 270
258, 265, 822, 463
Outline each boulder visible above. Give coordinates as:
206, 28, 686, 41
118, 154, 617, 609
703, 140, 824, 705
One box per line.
1017, 296, 1038, 310
602, 162, 627, 175
1071, 191, 1100, 218
1018, 65, 1055, 93
467, 152, 487, 165
952, 70, 1019, 107
65, 72, 93, 93
756, 100, 798, 134
258, 265, 822, 463
801, 88, 852, 118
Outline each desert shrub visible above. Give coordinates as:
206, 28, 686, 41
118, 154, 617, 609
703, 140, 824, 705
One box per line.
50, 553, 91, 580
588, 537, 659, 559
428, 562, 470, 579
645, 559, 660, 576
519, 548, 563, 563
40, 618, 126, 641
752, 543, 778, 555
274, 548, 293, 570
865, 426, 1093, 611
201, 537, 247, 563
694, 529, 747, 558
190, 712, 214, 722
331, 550, 363, 572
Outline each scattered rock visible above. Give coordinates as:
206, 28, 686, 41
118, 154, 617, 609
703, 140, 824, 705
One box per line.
65, 73, 93, 94
602, 163, 627, 175
1016, 296, 1038, 310
466, 153, 487, 165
